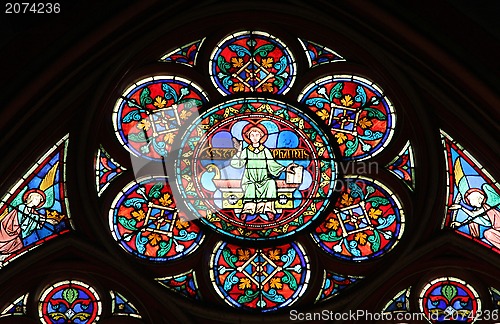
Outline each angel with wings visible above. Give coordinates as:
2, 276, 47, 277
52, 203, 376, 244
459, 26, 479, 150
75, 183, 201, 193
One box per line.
448, 158, 500, 249
0, 162, 62, 258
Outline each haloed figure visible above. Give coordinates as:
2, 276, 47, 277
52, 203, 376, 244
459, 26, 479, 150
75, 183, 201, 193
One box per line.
0, 189, 58, 257
450, 188, 500, 249
231, 123, 296, 221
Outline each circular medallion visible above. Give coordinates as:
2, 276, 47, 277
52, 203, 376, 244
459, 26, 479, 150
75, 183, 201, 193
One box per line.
109, 176, 204, 261
299, 75, 395, 160
210, 31, 296, 95
113, 76, 208, 160
176, 98, 336, 241
210, 241, 310, 312
39, 280, 102, 324
312, 177, 404, 261
419, 277, 481, 323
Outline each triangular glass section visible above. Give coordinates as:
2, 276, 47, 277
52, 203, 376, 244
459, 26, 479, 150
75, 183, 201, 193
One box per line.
315, 270, 362, 303
490, 287, 500, 309
160, 38, 205, 66
442, 130, 500, 253
110, 290, 141, 318
0, 135, 72, 267
298, 38, 345, 68
95, 145, 126, 197
387, 141, 415, 190
0, 293, 28, 317
157, 269, 201, 300
382, 287, 411, 313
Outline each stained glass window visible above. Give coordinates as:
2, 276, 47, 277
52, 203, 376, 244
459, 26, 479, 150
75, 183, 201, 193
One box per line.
160, 38, 205, 66
175, 98, 336, 241
157, 270, 201, 300
298, 75, 395, 160
95, 145, 126, 197
312, 177, 404, 261
209, 241, 309, 312
209, 31, 296, 95
316, 271, 362, 303
387, 141, 415, 190
418, 277, 481, 323
38, 280, 102, 324
382, 287, 411, 314
298, 38, 345, 67
109, 176, 204, 262
0, 293, 28, 317
489, 287, 500, 309
442, 131, 500, 252
113, 76, 208, 160
110, 290, 142, 318
0, 135, 71, 266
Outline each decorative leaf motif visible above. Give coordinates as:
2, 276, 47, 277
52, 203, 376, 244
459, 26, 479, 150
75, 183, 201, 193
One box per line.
344, 137, 359, 157
127, 131, 148, 143
178, 98, 203, 109
148, 182, 164, 199
162, 83, 178, 103
124, 197, 147, 209
262, 289, 286, 303
366, 196, 390, 207
348, 181, 365, 200
359, 129, 384, 141
237, 290, 259, 304
122, 110, 142, 123
281, 271, 298, 290
368, 230, 381, 252
254, 44, 275, 57
62, 288, 78, 304
217, 56, 231, 73
222, 248, 238, 268
72, 313, 91, 320
136, 234, 148, 254
363, 107, 387, 120
442, 284, 458, 302
354, 85, 367, 106
157, 239, 172, 257
118, 216, 137, 231
273, 56, 287, 75
305, 97, 330, 108
330, 82, 344, 101
140, 88, 153, 106
228, 44, 252, 57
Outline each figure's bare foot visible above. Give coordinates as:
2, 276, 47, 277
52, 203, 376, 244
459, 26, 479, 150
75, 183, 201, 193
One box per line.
266, 212, 275, 221
240, 213, 248, 221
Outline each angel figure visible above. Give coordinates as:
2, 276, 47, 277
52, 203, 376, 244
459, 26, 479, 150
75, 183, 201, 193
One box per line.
448, 159, 500, 249
0, 162, 62, 259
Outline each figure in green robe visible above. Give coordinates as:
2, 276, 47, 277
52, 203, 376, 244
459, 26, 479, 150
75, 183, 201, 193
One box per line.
231, 123, 296, 220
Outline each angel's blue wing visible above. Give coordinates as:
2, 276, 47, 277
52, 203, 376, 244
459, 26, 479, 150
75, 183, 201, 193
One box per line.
483, 183, 500, 208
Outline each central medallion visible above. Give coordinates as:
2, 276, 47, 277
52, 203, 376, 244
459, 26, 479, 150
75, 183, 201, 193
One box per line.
175, 98, 336, 241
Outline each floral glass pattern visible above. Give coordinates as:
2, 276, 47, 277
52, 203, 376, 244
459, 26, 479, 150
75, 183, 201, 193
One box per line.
442, 131, 500, 252
299, 75, 395, 160
95, 145, 126, 197
113, 76, 208, 161
175, 98, 336, 241
0, 135, 71, 266
210, 241, 309, 312
157, 269, 202, 300
160, 38, 205, 66
312, 177, 404, 261
38, 280, 102, 324
298, 38, 345, 67
316, 270, 361, 303
419, 277, 481, 323
109, 176, 204, 262
210, 31, 296, 95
